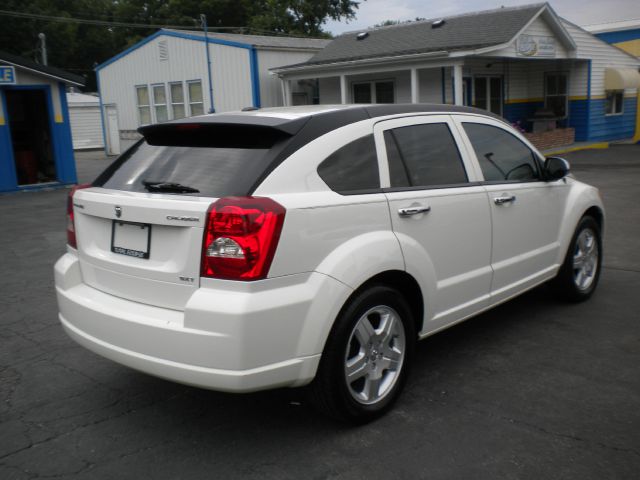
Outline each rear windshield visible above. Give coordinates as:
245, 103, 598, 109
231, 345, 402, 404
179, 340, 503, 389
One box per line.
94, 141, 272, 197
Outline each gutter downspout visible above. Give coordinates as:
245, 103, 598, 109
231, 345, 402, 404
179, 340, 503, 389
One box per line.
634, 89, 640, 143
586, 59, 592, 141
201, 14, 215, 113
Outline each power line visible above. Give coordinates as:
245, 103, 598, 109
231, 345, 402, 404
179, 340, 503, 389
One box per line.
0, 9, 201, 30
0, 9, 311, 37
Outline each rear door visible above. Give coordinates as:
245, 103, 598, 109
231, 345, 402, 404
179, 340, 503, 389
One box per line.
453, 116, 571, 303
374, 115, 492, 332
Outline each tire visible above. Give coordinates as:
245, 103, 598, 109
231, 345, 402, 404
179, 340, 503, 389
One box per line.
307, 285, 416, 423
551, 215, 602, 302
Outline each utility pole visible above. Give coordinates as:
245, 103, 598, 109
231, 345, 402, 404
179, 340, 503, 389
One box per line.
200, 14, 215, 113
38, 33, 47, 65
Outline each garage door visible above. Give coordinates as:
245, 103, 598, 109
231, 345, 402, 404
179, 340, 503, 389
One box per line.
69, 105, 104, 150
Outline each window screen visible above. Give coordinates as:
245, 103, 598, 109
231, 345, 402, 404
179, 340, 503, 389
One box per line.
384, 123, 467, 188
152, 85, 168, 123
136, 86, 151, 125
463, 123, 540, 182
188, 81, 204, 116
317, 135, 380, 193
170, 83, 185, 119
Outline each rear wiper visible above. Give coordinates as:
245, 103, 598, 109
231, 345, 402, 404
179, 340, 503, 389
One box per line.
142, 180, 200, 193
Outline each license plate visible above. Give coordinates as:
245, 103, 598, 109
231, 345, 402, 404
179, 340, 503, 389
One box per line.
111, 221, 151, 259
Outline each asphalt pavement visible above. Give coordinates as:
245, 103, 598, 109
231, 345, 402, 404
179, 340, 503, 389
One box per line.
0, 146, 638, 479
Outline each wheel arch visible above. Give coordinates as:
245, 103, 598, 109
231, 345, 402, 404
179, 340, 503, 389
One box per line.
584, 205, 605, 233
318, 269, 424, 355
351, 270, 425, 337
555, 184, 605, 267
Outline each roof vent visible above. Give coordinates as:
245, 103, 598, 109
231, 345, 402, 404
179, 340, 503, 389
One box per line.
158, 40, 169, 61
431, 19, 446, 29
356, 32, 369, 40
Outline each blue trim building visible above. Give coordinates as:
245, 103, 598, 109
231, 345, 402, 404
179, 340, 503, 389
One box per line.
0, 51, 84, 193
95, 30, 328, 154
273, 3, 640, 148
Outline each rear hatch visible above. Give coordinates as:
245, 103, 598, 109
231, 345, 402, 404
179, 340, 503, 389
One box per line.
72, 119, 300, 310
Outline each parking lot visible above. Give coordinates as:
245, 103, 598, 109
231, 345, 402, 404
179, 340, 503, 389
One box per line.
1, 145, 639, 479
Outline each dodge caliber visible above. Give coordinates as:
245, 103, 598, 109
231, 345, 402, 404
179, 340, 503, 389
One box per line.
55, 105, 604, 422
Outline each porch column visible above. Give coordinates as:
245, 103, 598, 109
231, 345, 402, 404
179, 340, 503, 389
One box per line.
453, 64, 463, 106
410, 68, 419, 103
340, 75, 348, 104
280, 78, 292, 106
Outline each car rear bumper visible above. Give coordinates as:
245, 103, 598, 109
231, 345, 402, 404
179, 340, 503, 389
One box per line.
55, 253, 350, 392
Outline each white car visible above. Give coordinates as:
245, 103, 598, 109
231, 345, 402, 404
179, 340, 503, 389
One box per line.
55, 104, 603, 422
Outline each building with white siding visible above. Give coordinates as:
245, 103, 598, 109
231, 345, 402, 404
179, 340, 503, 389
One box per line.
273, 3, 640, 148
96, 30, 329, 153
585, 19, 640, 58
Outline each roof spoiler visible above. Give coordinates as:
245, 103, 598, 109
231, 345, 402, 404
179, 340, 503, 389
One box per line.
138, 115, 309, 149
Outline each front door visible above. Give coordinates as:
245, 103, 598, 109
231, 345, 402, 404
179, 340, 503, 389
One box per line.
453, 116, 571, 303
6, 89, 56, 185
473, 77, 503, 115
374, 115, 493, 332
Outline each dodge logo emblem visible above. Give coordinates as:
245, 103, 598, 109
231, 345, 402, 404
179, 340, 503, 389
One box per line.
115, 205, 122, 218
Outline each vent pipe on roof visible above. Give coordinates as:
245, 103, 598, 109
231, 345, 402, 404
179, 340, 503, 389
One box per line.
356, 32, 369, 40
431, 19, 445, 28
38, 33, 47, 65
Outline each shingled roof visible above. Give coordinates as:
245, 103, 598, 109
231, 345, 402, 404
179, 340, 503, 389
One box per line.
276, 3, 547, 70
0, 50, 85, 86
164, 29, 330, 50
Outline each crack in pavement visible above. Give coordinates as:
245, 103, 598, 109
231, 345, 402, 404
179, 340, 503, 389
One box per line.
0, 391, 186, 465
425, 396, 640, 459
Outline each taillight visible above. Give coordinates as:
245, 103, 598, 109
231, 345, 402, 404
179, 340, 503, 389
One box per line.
201, 197, 286, 281
66, 184, 91, 249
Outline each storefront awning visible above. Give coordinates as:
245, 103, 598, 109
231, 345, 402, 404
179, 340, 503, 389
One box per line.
604, 67, 640, 90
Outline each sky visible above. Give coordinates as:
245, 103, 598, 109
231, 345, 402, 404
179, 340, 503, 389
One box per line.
324, 0, 640, 35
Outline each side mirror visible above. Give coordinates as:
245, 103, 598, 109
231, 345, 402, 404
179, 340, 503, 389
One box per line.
544, 156, 570, 181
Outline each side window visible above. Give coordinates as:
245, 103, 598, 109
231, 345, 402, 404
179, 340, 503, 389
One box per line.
188, 81, 204, 116
383, 123, 467, 188
136, 86, 151, 125
463, 123, 540, 182
317, 134, 380, 193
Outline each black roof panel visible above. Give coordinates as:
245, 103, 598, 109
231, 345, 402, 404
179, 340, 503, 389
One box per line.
0, 50, 85, 86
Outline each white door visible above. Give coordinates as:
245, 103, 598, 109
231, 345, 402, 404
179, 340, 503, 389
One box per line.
105, 105, 121, 155
374, 115, 493, 332
69, 106, 104, 149
453, 116, 571, 303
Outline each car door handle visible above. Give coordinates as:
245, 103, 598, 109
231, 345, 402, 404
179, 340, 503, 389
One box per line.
398, 206, 431, 217
494, 195, 516, 205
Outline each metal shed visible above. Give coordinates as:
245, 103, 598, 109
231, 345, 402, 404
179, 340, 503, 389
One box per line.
0, 50, 84, 193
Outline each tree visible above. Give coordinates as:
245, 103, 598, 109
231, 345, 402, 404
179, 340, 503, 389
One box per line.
249, 0, 362, 37
0, 0, 363, 90
373, 17, 426, 28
